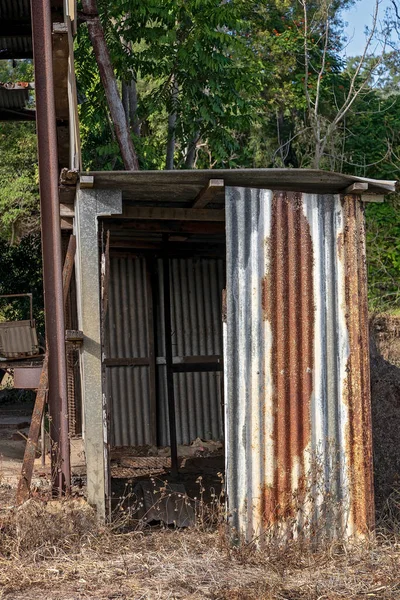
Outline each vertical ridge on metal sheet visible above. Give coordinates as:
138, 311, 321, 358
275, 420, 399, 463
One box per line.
109, 255, 224, 447
158, 257, 224, 445
342, 196, 375, 535
107, 257, 152, 447
225, 187, 374, 544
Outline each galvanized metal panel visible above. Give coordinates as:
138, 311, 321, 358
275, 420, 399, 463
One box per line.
0, 320, 39, 358
0, 0, 33, 59
108, 255, 224, 447
0, 0, 31, 19
107, 256, 152, 447
157, 257, 224, 445
0, 85, 29, 109
225, 187, 373, 543
0, 36, 32, 58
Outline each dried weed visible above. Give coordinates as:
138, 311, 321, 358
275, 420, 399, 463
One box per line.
1, 498, 400, 599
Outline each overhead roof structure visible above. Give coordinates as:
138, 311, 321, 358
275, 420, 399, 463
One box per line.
0, 0, 32, 59
77, 168, 397, 204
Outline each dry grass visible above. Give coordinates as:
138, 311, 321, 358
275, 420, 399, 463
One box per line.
1, 496, 400, 600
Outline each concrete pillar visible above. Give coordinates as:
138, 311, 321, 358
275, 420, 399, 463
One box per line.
74, 187, 122, 520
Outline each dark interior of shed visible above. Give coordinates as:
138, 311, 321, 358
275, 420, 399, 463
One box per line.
98, 191, 227, 522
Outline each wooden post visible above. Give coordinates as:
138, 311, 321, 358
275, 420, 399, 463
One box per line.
16, 354, 49, 504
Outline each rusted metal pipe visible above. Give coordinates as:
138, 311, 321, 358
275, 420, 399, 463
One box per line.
31, 0, 71, 495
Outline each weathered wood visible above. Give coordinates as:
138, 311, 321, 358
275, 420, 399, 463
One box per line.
80, 169, 396, 197
193, 179, 224, 208
118, 206, 225, 222
81, 0, 139, 170
52, 23, 69, 121
65, 329, 84, 343
60, 217, 73, 230
361, 194, 385, 203
344, 182, 369, 194
59, 185, 77, 205
16, 232, 78, 504
80, 174, 94, 188
62, 235, 77, 310
16, 354, 49, 505
60, 203, 75, 218
106, 219, 225, 234
60, 168, 78, 186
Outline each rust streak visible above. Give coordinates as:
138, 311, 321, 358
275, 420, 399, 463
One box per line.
261, 191, 314, 525
342, 195, 374, 534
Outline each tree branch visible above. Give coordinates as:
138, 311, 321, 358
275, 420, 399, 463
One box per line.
81, 0, 139, 170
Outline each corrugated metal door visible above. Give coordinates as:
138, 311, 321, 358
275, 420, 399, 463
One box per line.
156, 258, 225, 445
106, 255, 225, 447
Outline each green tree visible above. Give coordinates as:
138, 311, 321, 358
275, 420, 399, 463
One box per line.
0, 60, 39, 243
77, 0, 262, 169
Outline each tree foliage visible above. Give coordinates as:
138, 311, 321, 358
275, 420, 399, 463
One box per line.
0, 234, 44, 333
0, 60, 39, 244
1, 1, 399, 312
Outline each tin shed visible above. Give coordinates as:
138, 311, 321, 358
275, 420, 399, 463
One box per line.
68, 168, 396, 539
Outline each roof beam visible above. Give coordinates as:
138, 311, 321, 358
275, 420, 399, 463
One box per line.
119, 206, 225, 221
344, 182, 369, 194
192, 178, 224, 208
102, 220, 226, 234
0, 23, 32, 37
0, 49, 33, 59
60, 204, 226, 223
0, 109, 35, 121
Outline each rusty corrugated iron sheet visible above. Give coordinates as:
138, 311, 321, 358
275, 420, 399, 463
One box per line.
225, 187, 374, 543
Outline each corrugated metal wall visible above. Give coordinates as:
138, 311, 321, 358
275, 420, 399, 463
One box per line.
157, 258, 224, 445
107, 256, 224, 447
107, 257, 154, 447
225, 187, 374, 543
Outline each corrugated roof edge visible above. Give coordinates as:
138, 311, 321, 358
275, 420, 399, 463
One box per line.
80, 169, 397, 195
0, 82, 34, 89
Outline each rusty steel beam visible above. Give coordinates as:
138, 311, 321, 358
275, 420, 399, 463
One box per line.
31, 0, 70, 495
16, 354, 49, 505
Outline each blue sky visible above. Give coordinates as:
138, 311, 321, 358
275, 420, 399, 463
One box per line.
343, 0, 393, 56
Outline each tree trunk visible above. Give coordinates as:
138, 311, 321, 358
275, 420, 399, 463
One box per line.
129, 80, 140, 137
313, 140, 324, 169
165, 77, 179, 170
82, 0, 139, 170
184, 133, 199, 169
122, 81, 129, 125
